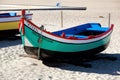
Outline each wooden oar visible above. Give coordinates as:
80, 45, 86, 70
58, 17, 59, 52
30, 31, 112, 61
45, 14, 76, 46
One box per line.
0, 6, 87, 11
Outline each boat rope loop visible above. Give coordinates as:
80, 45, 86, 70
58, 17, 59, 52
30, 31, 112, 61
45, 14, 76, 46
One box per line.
18, 19, 24, 35
21, 18, 25, 35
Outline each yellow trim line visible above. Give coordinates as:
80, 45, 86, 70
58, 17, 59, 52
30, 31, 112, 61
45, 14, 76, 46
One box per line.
0, 21, 19, 30
0, 13, 32, 31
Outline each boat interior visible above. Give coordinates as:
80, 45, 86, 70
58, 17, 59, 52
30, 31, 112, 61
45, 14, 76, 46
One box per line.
52, 23, 109, 39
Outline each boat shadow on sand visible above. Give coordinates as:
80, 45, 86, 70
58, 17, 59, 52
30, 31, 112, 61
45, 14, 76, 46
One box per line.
0, 36, 21, 48
42, 53, 120, 75
1, 37, 119, 75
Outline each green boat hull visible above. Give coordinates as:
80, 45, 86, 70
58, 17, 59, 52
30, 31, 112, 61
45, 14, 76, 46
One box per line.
23, 25, 111, 52
24, 41, 109, 59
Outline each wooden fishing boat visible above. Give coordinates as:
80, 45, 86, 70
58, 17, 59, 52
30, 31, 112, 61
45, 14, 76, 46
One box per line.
0, 11, 33, 37
19, 10, 114, 60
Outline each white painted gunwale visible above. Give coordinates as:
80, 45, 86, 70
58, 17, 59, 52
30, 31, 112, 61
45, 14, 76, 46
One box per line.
23, 19, 112, 44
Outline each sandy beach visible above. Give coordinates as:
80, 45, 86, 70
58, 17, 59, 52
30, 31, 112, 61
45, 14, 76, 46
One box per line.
0, 0, 120, 80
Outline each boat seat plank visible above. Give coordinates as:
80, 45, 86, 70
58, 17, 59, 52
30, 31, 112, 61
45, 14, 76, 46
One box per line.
66, 34, 87, 38
86, 27, 109, 32
90, 23, 101, 28
9, 12, 16, 16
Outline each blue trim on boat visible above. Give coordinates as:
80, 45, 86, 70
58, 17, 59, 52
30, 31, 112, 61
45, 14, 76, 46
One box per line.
0, 12, 16, 17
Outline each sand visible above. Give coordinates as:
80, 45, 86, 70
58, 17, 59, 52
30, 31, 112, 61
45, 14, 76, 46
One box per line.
0, 0, 120, 80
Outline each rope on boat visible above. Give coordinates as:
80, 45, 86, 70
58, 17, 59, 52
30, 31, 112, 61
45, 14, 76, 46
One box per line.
37, 25, 44, 60
37, 37, 42, 60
